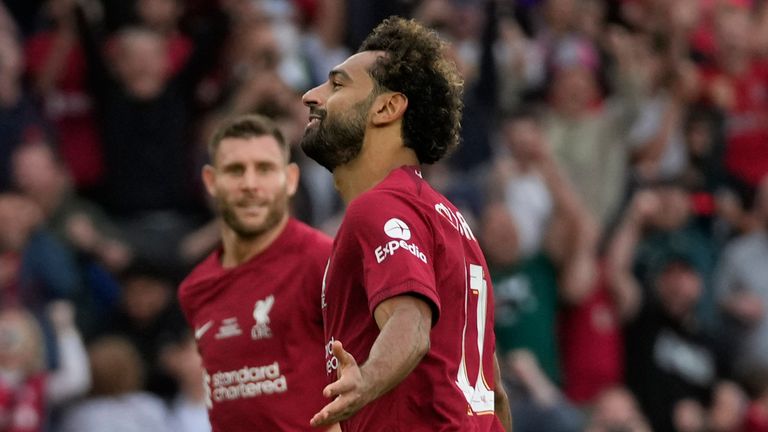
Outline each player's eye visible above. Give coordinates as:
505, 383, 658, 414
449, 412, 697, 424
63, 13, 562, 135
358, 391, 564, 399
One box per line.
331, 81, 342, 90
224, 165, 245, 175
256, 163, 275, 173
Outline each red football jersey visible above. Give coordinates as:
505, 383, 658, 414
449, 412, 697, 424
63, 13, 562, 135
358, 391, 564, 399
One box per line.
178, 218, 332, 431
322, 166, 503, 432
698, 61, 768, 186
559, 268, 623, 404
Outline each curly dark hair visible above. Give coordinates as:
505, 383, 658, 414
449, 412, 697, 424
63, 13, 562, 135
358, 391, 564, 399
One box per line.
359, 17, 464, 164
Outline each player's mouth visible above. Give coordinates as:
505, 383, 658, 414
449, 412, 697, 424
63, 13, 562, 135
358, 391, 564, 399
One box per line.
235, 201, 268, 214
307, 109, 326, 128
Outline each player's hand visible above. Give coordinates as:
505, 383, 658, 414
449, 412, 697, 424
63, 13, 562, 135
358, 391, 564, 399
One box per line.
310, 341, 371, 427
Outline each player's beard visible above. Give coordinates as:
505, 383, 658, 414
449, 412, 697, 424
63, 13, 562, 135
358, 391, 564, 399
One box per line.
300, 95, 372, 172
217, 189, 289, 240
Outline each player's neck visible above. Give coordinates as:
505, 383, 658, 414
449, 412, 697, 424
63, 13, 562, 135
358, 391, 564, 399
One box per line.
220, 215, 289, 268
333, 130, 418, 203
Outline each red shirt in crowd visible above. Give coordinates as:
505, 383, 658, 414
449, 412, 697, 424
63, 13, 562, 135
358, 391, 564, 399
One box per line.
699, 61, 768, 186
0, 373, 46, 432
745, 401, 768, 432
25, 32, 104, 188
559, 266, 623, 404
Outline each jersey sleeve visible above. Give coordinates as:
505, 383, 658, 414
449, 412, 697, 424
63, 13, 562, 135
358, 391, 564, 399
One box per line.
343, 190, 441, 322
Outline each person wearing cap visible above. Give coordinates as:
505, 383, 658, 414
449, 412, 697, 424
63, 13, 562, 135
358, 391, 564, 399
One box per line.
608, 189, 726, 432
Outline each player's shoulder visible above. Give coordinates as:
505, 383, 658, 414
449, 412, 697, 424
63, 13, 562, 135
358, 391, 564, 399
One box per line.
179, 249, 221, 295
284, 218, 332, 253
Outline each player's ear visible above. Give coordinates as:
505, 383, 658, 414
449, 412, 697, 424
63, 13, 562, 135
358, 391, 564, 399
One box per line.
372, 92, 407, 126
202, 164, 216, 197
285, 162, 300, 197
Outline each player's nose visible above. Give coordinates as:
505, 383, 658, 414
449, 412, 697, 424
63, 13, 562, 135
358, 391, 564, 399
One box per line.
302, 84, 325, 108
240, 167, 262, 191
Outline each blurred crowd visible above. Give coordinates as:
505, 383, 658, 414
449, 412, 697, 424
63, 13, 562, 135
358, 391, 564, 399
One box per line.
1, 0, 768, 431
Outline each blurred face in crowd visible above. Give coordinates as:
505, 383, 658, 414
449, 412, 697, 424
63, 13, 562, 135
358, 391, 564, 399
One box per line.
576, 0, 606, 40
0, 308, 44, 376
0, 194, 43, 251
300, 52, 379, 172
237, 24, 281, 75
88, 337, 144, 396
544, 0, 577, 33
708, 382, 748, 432
12, 143, 65, 200
550, 65, 599, 118
122, 275, 172, 325
685, 118, 713, 159
204, 136, 298, 239
114, 29, 169, 100
479, 202, 520, 268
714, 5, 752, 57
45, 0, 71, 23
137, 0, 182, 31
502, 116, 544, 162
648, 185, 691, 230
586, 387, 651, 432
655, 262, 702, 320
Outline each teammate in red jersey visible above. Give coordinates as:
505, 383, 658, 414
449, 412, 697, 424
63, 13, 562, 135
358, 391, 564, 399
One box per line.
178, 114, 338, 431
300, 17, 512, 432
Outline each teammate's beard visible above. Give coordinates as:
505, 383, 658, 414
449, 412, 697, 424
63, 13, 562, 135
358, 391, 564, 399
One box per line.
217, 190, 288, 240
300, 96, 372, 172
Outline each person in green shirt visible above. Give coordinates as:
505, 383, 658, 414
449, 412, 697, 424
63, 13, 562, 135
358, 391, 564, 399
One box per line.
481, 109, 598, 384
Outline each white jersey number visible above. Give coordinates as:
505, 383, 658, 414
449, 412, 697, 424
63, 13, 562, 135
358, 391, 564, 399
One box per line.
456, 263, 495, 413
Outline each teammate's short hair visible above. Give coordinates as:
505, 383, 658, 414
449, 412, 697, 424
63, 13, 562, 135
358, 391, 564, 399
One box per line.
359, 17, 464, 165
208, 114, 289, 164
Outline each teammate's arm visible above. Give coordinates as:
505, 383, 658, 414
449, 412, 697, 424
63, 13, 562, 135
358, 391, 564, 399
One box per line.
310, 295, 432, 427
494, 352, 513, 432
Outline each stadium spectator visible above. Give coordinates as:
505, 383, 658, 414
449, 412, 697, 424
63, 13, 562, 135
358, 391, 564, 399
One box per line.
73, 0, 227, 271
585, 386, 652, 432
482, 109, 597, 385
698, 1, 768, 190
503, 348, 584, 432
11, 141, 131, 274
622, 181, 719, 329
158, 333, 210, 432
626, 36, 699, 184
0, 194, 78, 324
609, 189, 727, 432
134, 0, 191, 74
0, 28, 50, 193
57, 335, 171, 432
0, 301, 89, 432
540, 28, 644, 225
716, 176, 768, 375
24, 0, 104, 190
104, 262, 187, 400
11, 140, 128, 338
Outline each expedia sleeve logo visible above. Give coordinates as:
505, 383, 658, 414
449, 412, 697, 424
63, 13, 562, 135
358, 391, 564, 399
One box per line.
374, 218, 427, 264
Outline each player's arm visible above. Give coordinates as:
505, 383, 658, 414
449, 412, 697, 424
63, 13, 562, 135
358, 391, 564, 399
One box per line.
493, 352, 513, 432
310, 294, 432, 427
